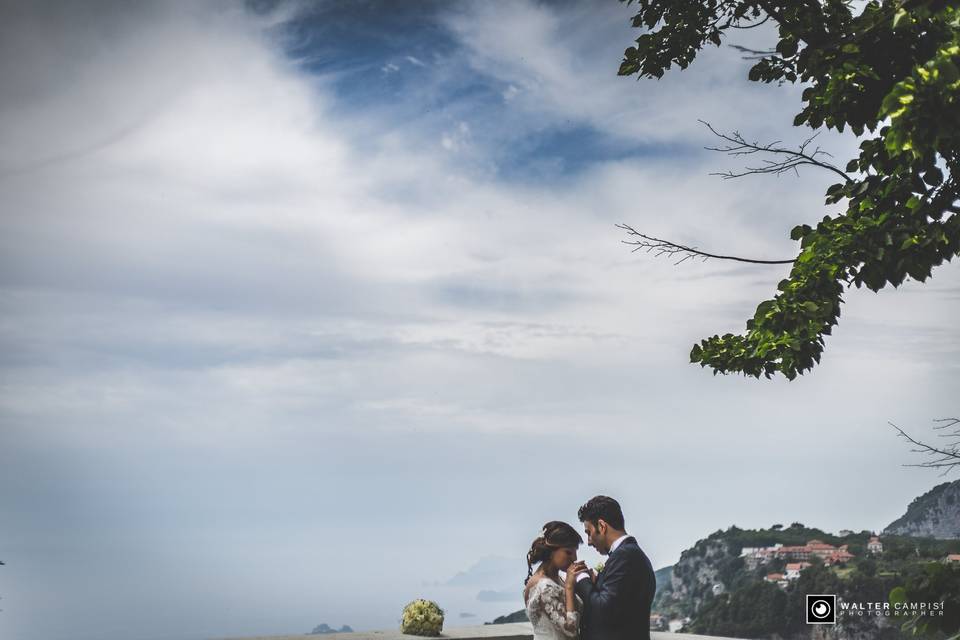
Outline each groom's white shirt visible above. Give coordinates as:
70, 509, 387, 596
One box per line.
608, 534, 629, 555
576, 534, 629, 582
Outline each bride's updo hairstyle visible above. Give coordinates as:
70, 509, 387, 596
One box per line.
525, 521, 584, 583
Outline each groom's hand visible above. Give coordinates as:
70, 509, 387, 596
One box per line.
568, 561, 593, 585
570, 562, 596, 583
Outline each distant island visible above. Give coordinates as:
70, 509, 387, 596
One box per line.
486, 609, 528, 625
310, 624, 354, 634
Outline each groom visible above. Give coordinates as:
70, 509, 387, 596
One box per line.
570, 496, 656, 640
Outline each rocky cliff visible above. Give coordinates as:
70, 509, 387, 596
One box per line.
884, 480, 960, 539
654, 532, 744, 617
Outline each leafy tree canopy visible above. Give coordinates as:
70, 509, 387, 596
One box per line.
618, 0, 960, 379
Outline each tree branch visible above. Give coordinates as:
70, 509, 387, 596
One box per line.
730, 15, 771, 30
701, 120, 852, 183
615, 121, 854, 268
728, 44, 777, 60
616, 223, 795, 265
891, 417, 960, 475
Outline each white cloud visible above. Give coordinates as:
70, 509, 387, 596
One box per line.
441, 0, 853, 148
1, 2, 957, 640
441, 120, 472, 151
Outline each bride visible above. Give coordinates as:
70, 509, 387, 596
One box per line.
523, 521, 585, 640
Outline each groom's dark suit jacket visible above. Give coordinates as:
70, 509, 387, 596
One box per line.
574, 537, 656, 640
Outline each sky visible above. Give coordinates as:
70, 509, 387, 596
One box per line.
1, 1, 958, 639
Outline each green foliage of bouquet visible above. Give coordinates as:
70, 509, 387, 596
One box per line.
400, 599, 444, 637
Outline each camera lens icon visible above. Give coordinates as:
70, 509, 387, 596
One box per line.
806, 595, 836, 624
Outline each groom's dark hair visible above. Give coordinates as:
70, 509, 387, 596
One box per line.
578, 495, 625, 530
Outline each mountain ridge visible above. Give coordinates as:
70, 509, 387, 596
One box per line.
883, 479, 960, 539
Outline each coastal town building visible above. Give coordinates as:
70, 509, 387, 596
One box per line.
741, 539, 857, 570
784, 562, 812, 580
945, 554, 960, 565
830, 547, 855, 564
649, 614, 669, 631
764, 572, 787, 588
867, 536, 884, 554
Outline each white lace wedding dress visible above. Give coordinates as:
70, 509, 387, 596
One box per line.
524, 578, 582, 640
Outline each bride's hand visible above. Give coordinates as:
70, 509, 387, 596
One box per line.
565, 561, 587, 589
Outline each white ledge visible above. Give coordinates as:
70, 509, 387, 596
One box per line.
221, 622, 743, 640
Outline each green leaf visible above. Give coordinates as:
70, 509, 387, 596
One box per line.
892, 9, 910, 30
889, 586, 907, 606
777, 38, 798, 58
936, 59, 960, 84
826, 183, 845, 196
900, 236, 919, 250
690, 344, 703, 361
923, 168, 944, 186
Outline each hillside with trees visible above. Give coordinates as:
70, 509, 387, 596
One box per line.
654, 524, 960, 639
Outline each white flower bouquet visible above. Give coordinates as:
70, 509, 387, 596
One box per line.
400, 598, 445, 637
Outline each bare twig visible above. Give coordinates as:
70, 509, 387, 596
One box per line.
617, 223, 795, 265
615, 121, 852, 267
700, 120, 852, 183
891, 417, 960, 476
934, 417, 960, 438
